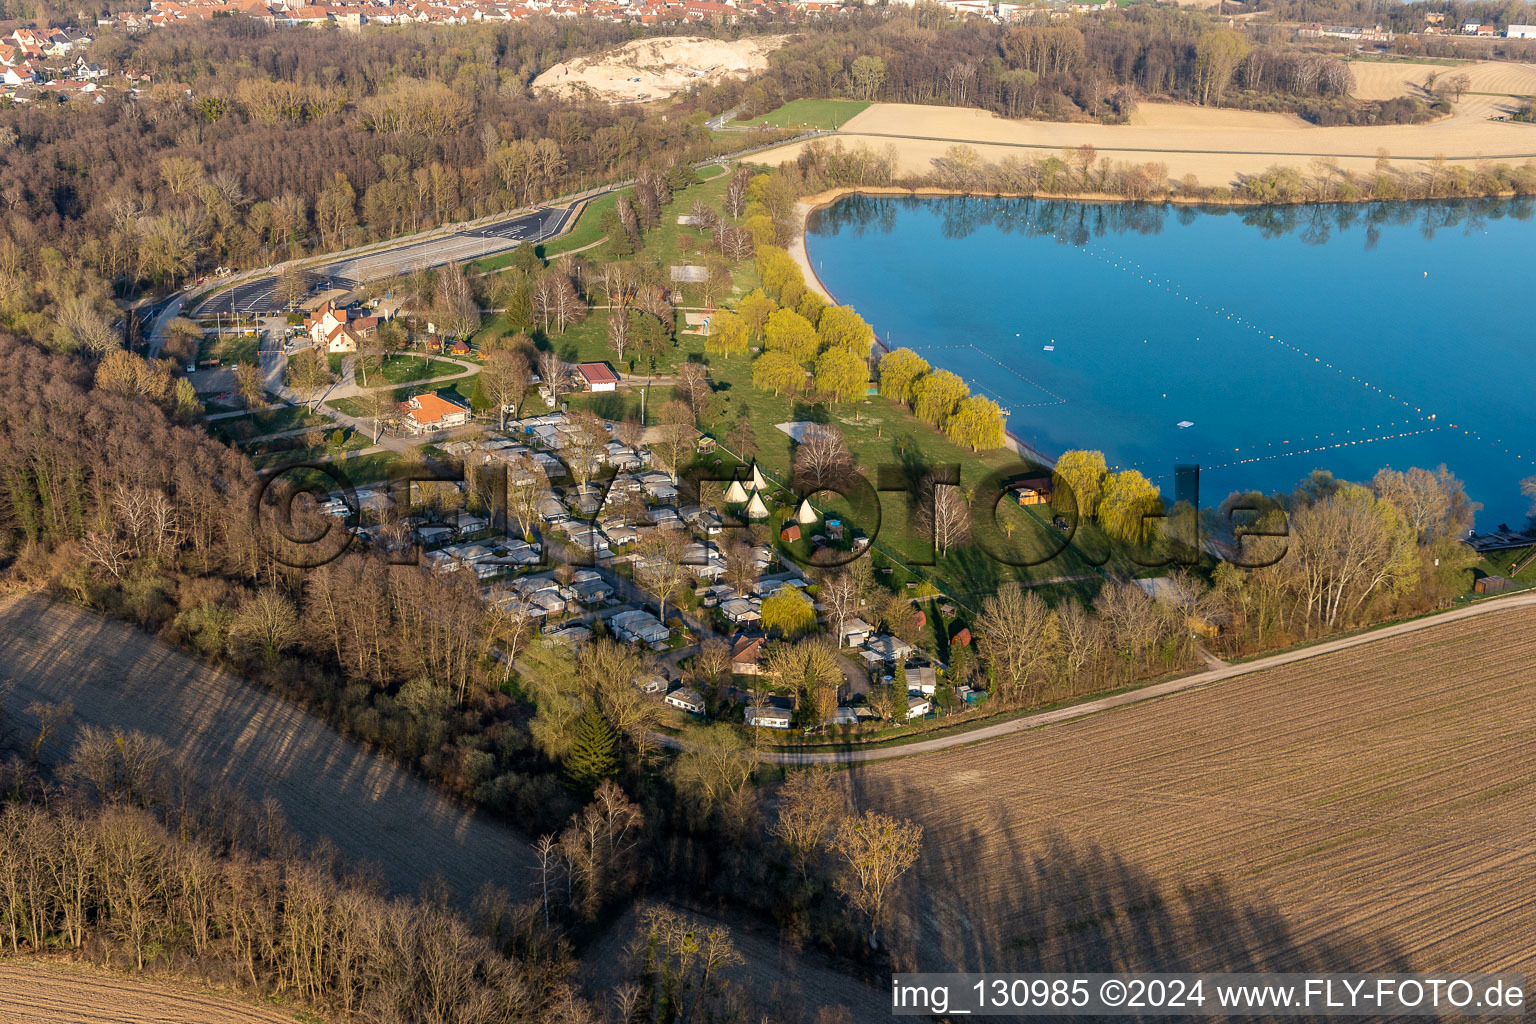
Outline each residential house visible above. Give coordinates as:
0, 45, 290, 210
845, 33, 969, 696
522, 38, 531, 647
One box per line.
664, 687, 706, 714
1015, 475, 1053, 506
609, 609, 670, 647
838, 616, 873, 648
861, 634, 917, 666
745, 705, 793, 729
636, 674, 670, 695
906, 695, 932, 719
905, 662, 938, 695
731, 636, 766, 675
400, 393, 471, 435
720, 597, 762, 627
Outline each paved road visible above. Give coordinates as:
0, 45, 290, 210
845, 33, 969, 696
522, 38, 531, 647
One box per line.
706, 105, 742, 131
665, 590, 1536, 765
193, 207, 575, 317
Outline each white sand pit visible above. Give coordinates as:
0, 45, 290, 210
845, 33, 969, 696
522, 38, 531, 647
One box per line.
533, 36, 785, 103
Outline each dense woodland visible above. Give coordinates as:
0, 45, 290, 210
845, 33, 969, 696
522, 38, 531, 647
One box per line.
716, 6, 1436, 127
1, 18, 756, 351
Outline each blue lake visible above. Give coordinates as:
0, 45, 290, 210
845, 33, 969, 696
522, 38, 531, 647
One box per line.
806, 195, 1536, 529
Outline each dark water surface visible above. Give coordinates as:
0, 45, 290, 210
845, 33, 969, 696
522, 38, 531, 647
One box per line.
806, 195, 1536, 528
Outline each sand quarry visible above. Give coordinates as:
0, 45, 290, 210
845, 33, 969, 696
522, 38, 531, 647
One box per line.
759, 59, 1536, 185
533, 35, 785, 103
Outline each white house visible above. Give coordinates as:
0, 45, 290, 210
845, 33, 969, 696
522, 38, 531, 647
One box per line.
610, 609, 669, 647
745, 706, 793, 729
1508, 24, 1536, 37
665, 687, 706, 714
839, 616, 874, 648
906, 696, 932, 719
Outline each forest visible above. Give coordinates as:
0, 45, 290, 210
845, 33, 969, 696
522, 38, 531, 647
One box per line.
1, 17, 755, 352
712, 6, 1436, 127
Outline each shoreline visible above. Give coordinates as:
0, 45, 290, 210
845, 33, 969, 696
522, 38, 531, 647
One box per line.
790, 188, 1059, 469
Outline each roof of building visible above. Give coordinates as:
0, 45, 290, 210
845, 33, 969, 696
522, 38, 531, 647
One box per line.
402, 392, 470, 425
577, 362, 619, 385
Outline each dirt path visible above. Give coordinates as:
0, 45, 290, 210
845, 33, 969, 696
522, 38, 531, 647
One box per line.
712, 591, 1536, 764
0, 593, 536, 902
0, 962, 302, 1024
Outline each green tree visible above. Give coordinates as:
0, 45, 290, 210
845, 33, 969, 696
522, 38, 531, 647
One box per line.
565, 706, 619, 791
764, 308, 818, 365
762, 587, 817, 638
850, 55, 888, 101
737, 288, 776, 342
878, 348, 930, 404
1098, 469, 1164, 545
911, 369, 968, 428
755, 245, 804, 301
946, 395, 1006, 451
1052, 449, 1108, 518
704, 308, 750, 358
752, 350, 805, 397
796, 290, 828, 327
815, 347, 867, 404
816, 306, 874, 359
1194, 30, 1251, 106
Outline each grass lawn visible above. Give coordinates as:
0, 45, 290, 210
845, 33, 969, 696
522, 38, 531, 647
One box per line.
197, 333, 259, 366
328, 379, 482, 420
544, 191, 623, 259
368, 355, 463, 387
208, 405, 328, 442
736, 99, 871, 131
1473, 545, 1536, 587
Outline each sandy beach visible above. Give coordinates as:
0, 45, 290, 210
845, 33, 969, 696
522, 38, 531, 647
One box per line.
757, 60, 1536, 186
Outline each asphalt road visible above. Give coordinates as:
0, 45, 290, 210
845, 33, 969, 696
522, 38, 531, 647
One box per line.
193, 206, 575, 317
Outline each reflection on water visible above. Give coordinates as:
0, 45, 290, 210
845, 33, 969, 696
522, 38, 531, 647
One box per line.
804, 195, 1536, 526
810, 194, 1536, 249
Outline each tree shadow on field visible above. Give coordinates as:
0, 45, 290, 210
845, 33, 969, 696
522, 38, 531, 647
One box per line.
836, 769, 1417, 1023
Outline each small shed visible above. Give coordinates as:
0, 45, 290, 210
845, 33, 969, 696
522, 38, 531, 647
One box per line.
1474, 575, 1513, 594
1015, 475, 1054, 506
577, 362, 619, 393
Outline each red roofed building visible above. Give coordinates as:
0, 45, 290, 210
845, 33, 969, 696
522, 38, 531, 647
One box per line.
577, 362, 619, 392
400, 392, 471, 434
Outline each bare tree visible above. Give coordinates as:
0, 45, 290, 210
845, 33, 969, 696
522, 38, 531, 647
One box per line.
916, 474, 972, 557
564, 411, 609, 497
770, 768, 848, 881
976, 584, 1059, 704
633, 528, 691, 623
830, 811, 923, 950
480, 349, 530, 430
822, 570, 863, 647
675, 361, 712, 423
537, 351, 569, 406
793, 423, 853, 493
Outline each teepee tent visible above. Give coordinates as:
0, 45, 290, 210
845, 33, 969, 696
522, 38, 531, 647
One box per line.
723, 478, 749, 504
749, 462, 769, 492
744, 490, 770, 520
795, 499, 820, 525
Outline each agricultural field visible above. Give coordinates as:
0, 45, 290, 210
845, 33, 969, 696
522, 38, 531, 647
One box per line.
0, 594, 538, 902
838, 602, 1536, 976
0, 962, 301, 1024
736, 99, 872, 131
